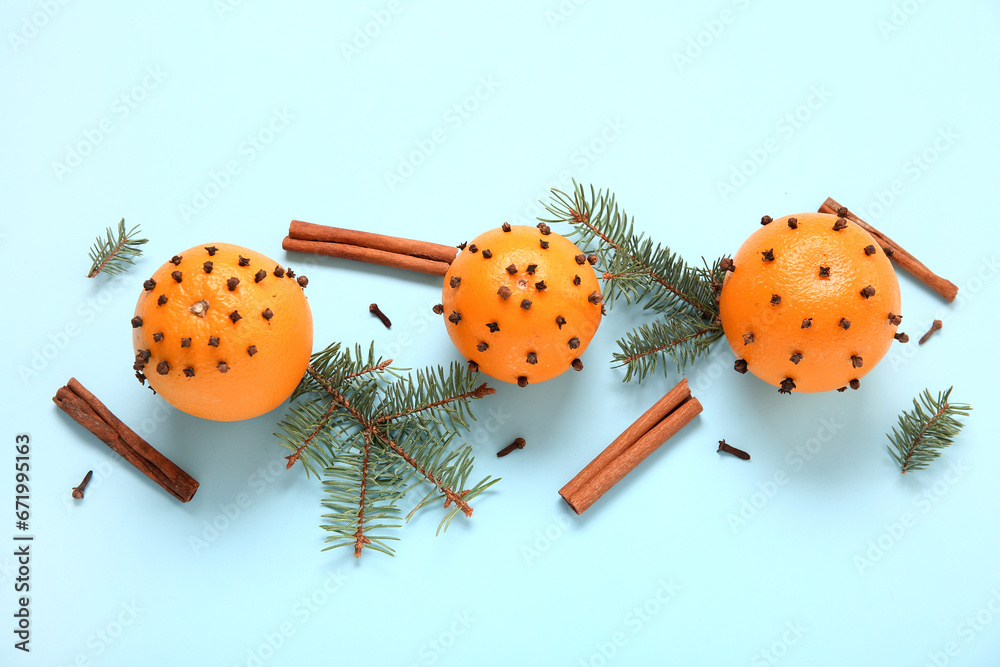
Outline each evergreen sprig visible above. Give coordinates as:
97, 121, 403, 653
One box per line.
86, 218, 147, 277
276, 342, 499, 557
539, 182, 727, 382
887, 387, 971, 474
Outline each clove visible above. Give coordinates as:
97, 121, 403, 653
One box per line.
369, 303, 391, 329
919, 320, 943, 345
72, 470, 94, 499
717, 440, 750, 461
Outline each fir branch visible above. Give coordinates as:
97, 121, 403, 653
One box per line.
276, 342, 499, 557
887, 387, 971, 474
613, 316, 725, 383
539, 182, 727, 381
540, 182, 720, 319
86, 218, 147, 278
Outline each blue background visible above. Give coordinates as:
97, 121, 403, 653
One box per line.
3, 1, 999, 665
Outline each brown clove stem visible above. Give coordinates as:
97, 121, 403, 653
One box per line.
497, 438, 526, 458
717, 440, 750, 461
369, 303, 392, 329
919, 319, 943, 345
72, 470, 94, 499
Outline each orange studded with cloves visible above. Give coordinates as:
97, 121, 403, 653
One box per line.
719, 213, 903, 394
440, 223, 603, 386
131, 243, 313, 421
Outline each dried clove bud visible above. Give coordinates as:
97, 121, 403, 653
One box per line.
274, 266, 285, 278
227, 277, 239, 291
171, 270, 183, 283
761, 248, 775, 262
535, 281, 547, 291
468, 360, 479, 373
156, 361, 170, 375
587, 254, 598, 265
717, 440, 750, 460
770, 294, 781, 305
864, 245, 877, 256
152, 332, 163, 342
157, 294, 167, 306
262, 308, 273, 320
520, 299, 532, 310
497, 437, 526, 457
790, 353, 802, 365
497, 285, 512, 300
297, 276, 308, 288
575, 254, 586, 265
517, 376, 528, 387
888, 313, 903, 325
860, 285, 876, 299
229, 310, 241, 323
555, 315, 566, 329
851, 355, 863, 368
486, 321, 500, 333
719, 258, 735, 272
833, 218, 848, 231
919, 320, 943, 345
573, 275, 581, 286
432, 304, 444, 315
506, 264, 518, 275
895, 332, 910, 343
205, 246, 218, 256
819, 266, 831, 278
734, 359, 748, 374
526, 264, 537, 275
743, 332, 755, 345
840, 318, 852, 330
170, 255, 183, 265
588, 291, 602, 305
778, 377, 796, 394
571, 358, 584, 371
760, 215, 773, 225
539, 239, 550, 249
238, 256, 250, 266
143, 279, 156, 291
801, 318, 812, 329
476, 342, 489, 352
448, 311, 462, 324
849, 378, 860, 390
501, 222, 511, 232
254, 269, 266, 283
469, 244, 479, 253
787, 217, 798, 229
369, 303, 391, 329
217, 361, 229, 373
203, 261, 213, 273
208, 336, 220, 347
181, 337, 191, 348
526, 352, 538, 365
450, 276, 461, 288
568, 337, 581, 350
183, 368, 195, 377
482, 249, 493, 259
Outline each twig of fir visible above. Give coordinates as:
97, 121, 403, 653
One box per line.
276, 342, 499, 558
887, 387, 971, 474
87, 218, 147, 277
538, 182, 727, 382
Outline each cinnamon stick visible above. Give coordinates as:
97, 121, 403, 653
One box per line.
282, 220, 458, 276
559, 379, 702, 514
818, 198, 958, 302
53, 378, 199, 502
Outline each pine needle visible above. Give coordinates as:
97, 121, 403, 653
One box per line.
887, 387, 971, 474
86, 218, 147, 277
275, 342, 499, 557
539, 181, 725, 381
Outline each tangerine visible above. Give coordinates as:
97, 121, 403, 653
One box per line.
131, 243, 313, 421
719, 213, 903, 393
440, 223, 603, 386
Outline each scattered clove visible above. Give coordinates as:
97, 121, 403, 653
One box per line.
369, 303, 391, 329
72, 470, 94, 499
919, 320, 943, 345
717, 440, 750, 461
497, 437, 526, 457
